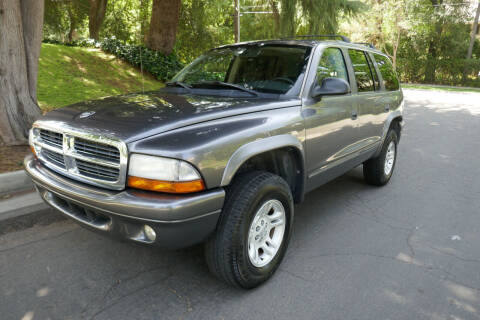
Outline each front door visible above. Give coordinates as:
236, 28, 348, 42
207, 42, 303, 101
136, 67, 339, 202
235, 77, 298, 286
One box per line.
303, 47, 358, 189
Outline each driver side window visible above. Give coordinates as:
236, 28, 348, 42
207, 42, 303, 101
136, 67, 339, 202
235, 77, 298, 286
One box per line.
317, 48, 349, 86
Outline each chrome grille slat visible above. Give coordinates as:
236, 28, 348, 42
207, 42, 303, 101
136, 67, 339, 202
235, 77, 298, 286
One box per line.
42, 149, 65, 168
76, 160, 119, 175
74, 138, 120, 163
32, 123, 127, 190
40, 129, 63, 148
76, 160, 119, 181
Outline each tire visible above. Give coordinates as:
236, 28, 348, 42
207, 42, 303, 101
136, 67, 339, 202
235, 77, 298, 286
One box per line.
363, 130, 398, 186
205, 171, 294, 289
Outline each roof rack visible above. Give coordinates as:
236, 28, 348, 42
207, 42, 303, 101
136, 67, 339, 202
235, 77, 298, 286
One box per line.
354, 42, 376, 49
281, 34, 351, 43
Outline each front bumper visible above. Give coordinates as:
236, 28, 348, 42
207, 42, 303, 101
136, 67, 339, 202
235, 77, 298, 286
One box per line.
24, 155, 225, 248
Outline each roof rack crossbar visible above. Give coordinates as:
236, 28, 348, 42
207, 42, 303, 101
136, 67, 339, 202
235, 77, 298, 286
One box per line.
281, 34, 351, 43
354, 42, 376, 49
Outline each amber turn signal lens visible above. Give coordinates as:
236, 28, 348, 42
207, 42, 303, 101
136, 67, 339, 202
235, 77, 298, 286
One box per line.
30, 146, 37, 157
127, 176, 205, 193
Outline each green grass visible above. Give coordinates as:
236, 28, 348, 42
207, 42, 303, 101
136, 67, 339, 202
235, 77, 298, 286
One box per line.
402, 83, 480, 93
38, 43, 164, 111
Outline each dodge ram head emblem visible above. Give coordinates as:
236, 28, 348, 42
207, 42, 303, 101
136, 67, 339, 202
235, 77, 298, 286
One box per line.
79, 111, 95, 119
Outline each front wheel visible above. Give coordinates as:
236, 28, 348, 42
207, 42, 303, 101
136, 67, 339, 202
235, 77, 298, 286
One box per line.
205, 171, 294, 289
363, 130, 398, 186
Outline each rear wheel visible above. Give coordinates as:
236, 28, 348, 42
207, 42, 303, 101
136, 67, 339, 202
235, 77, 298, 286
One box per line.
363, 130, 398, 186
205, 171, 294, 288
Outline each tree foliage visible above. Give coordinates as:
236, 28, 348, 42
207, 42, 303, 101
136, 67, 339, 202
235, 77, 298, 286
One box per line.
41, 0, 480, 87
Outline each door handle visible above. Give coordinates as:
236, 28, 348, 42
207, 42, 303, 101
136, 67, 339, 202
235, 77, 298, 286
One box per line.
351, 111, 358, 120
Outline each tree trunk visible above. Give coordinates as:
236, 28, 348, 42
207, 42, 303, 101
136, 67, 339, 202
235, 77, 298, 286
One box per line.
234, 0, 239, 43
139, 0, 149, 43
392, 31, 400, 70
67, 5, 77, 43
88, 0, 108, 41
147, 0, 181, 55
280, 0, 296, 37
424, 39, 438, 83
467, 2, 480, 60
463, 2, 480, 83
0, 0, 43, 146
424, 0, 443, 84
269, 0, 280, 37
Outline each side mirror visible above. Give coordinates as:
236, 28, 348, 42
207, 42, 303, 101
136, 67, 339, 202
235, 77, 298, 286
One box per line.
311, 77, 351, 98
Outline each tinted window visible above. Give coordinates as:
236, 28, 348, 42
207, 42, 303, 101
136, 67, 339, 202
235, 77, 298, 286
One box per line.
374, 54, 400, 91
366, 53, 380, 90
316, 47, 349, 85
348, 49, 375, 92
172, 45, 312, 95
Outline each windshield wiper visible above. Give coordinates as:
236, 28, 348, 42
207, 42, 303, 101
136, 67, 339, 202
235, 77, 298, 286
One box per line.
192, 81, 258, 96
166, 81, 192, 91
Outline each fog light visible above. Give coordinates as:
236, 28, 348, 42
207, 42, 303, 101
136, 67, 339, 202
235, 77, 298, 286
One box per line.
143, 225, 156, 242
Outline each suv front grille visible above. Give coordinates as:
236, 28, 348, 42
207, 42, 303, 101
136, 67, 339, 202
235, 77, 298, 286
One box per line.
74, 137, 120, 163
32, 124, 127, 190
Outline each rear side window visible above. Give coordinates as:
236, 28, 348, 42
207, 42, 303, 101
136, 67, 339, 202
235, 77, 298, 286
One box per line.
316, 47, 349, 85
348, 50, 375, 92
366, 53, 380, 90
373, 54, 400, 91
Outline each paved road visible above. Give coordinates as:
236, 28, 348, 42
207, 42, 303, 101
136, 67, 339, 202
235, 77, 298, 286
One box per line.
1, 89, 480, 320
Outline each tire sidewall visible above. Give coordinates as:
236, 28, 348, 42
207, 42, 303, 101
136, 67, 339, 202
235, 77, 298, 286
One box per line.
236, 183, 293, 285
380, 130, 398, 183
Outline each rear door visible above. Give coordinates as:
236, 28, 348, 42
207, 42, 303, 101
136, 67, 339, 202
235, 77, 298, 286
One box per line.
371, 53, 403, 126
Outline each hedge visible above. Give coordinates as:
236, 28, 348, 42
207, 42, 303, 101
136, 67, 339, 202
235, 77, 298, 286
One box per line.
42, 37, 184, 82
100, 38, 183, 82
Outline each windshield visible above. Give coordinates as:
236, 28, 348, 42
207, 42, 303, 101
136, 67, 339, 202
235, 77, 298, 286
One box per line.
171, 45, 312, 96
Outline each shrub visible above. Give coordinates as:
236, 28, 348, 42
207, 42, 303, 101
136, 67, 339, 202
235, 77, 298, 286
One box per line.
42, 38, 99, 48
100, 38, 183, 81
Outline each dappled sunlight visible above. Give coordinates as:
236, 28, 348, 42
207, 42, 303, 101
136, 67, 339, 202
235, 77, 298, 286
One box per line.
395, 252, 423, 266
448, 297, 477, 314
404, 89, 480, 116
21, 311, 34, 320
446, 282, 479, 303
37, 43, 163, 110
36, 286, 50, 297
383, 289, 408, 305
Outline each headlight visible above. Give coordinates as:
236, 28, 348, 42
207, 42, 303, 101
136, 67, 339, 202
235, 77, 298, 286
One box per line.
127, 154, 205, 193
28, 128, 37, 157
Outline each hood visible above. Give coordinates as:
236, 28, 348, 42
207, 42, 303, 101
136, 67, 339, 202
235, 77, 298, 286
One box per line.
40, 91, 300, 143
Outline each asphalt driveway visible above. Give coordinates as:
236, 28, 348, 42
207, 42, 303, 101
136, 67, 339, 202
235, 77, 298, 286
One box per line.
1, 89, 479, 320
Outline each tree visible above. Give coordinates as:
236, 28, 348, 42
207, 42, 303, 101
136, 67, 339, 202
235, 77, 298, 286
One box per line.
0, 0, 43, 146
279, 0, 362, 37
269, 0, 281, 36
89, 0, 108, 40
467, 2, 480, 60
234, 0, 239, 42
147, 0, 182, 55
424, 0, 444, 83
279, 0, 296, 37
299, 0, 362, 34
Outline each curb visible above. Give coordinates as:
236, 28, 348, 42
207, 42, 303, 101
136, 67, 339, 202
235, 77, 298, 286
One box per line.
0, 191, 65, 235
0, 170, 34, 195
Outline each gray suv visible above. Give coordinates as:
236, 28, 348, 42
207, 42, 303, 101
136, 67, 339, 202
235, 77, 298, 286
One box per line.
25, 36, 403, 288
